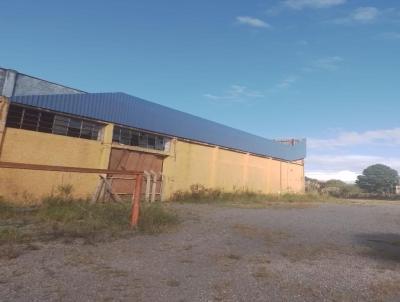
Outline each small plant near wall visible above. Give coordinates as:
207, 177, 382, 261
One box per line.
0, 186, 179, 259
170, 184, 323, 204
56, 184, 74, 199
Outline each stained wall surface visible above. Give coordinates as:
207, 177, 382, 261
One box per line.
0, 97, 305, 203
0, 124, 113, 203
162, 140, 305, 199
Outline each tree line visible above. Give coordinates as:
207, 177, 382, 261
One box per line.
306, 164, 400, 199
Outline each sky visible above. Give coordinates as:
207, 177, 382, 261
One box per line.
1, 0, 399, 182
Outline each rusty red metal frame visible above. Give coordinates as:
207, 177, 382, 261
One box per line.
0, 161, 144, 227
0, 161, 142, 175
131, 174, 143, 227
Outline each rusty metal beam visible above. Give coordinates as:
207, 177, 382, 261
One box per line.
131, 174, 143, 227
0, 161, 142, 175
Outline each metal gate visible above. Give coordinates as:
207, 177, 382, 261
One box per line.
107, 148, 164, 201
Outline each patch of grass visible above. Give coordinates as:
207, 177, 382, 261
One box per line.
252, 266, 276, 280
232, 223, 290, 243
171, 184, 332, 207
38, 196, 133, 242
225, 253, 241, 260
212, 280, 232, 301
280, 243, 343, 262
138, 202, 179, 234
165, 279, 180, 287
0, 228, 32, 260
0, 200, 15, 219
0, 200, 36, 220
0, 194, 180, 258
0, 228, 28, 245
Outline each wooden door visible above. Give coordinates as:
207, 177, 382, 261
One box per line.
108, 148, 163, 196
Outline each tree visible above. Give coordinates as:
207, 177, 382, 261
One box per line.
323, 179, 361, 198
324, 179, 347, 188
356, 164, 399, 195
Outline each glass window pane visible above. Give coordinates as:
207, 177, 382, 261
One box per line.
80, 122, 92, 139
155, 136, 165, 150
139, 133, 148, 148
67, 118, 81, 137
148, 135, 156, 149
6, 105, 23, 128
112, 126, 121, 142
91, 125, 101, 140
53, 115, 69, 135
130, 131, 139, 146
21, 109, 40, 131
120, 128, 131, 145
38, 111, 55, 133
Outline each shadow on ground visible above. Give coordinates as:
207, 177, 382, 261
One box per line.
355, 233, 400, 263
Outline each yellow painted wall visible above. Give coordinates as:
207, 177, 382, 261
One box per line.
0, 97, 304, 203
0, 125, 113, 203
162, 139, 305, 199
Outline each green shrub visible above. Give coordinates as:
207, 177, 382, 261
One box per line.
0, 200, 16, 219
138, 202, 179, 234
170, 184, 325, 204
0, 228, 26, 244
0, 194, 179, 249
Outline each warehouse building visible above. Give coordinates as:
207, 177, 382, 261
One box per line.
0, 68, 306, 202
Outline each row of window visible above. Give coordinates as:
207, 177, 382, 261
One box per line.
6, 104, 170, 151
112, 126, 167, 151
6, 104, 102, 141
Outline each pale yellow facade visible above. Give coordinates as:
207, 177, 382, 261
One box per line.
162, 139, 304, 199
0, 126, 114, 202
0, 96, 114, 203
0, 97, 305, 203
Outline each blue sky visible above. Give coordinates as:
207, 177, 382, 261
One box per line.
1, 0, 400, 182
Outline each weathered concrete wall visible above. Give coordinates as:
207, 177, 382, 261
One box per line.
0, 68, 83, 97
162, 139, 305, 199
0, 123, 113, 203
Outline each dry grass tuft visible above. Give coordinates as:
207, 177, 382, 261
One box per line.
225, 253, 241, 260
0, 193, 179, 259
232, 223, 290, 243
138, 203, 179, 234
166, 279, 180, 287
252, 266, 276, 280
170, 184, 331, 207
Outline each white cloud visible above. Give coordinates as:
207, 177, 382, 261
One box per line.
379, 32, 400, 40
312, 56, 343, 71
332, 6, 380, 24
277, 75, 298, 89
204, 85, 264, 102
284, 0, 346, 10
352, 7, 379, 23
306, 154, 400, 182
307, 154, 392, 170
236, 16, 271, 28
306, 170, 358, 182
274, 56, 342, 90
309, 128, 400, 149
307, 127, 400, 182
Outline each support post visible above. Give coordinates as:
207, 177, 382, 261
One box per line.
0, 97, 10, 160
131, 174, 143, 227
144, 171, 151, 202
150, 170, 157, 203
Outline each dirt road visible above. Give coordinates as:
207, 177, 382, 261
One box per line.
1, 202, 400, 301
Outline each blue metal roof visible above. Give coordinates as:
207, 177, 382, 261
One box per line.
10, 92, 306, 161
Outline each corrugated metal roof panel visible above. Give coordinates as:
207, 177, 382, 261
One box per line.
10, 92, 306, 161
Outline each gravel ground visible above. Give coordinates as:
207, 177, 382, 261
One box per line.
1, 202, 400, 301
